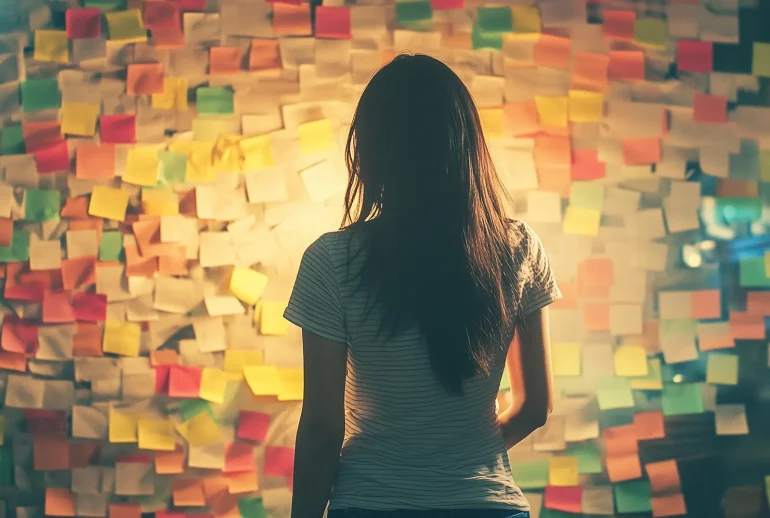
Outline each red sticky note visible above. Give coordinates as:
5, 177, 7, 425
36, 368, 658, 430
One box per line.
126, 63, 165, 95
99, 114, 136, 144
42, 289, 76, 323
72, 292, 107, 322
432, 0, 463, 9
544, 486, 582, 514
677, 40, 713, 73
23, 120, 63, 152
65, 8, 102, 38
534, 134, 571, 168
168, 365, 203, 398
34, 434, 71, 470
571, 149, 606, 180
4, 262, 59, 302
608, 50, 645, 81
26, 410, 67, 434
603, 10, 636, 41
264, 446, 294, 479
178, 0, 206, 10
693, 93, 727, 124
1, 315, 39, 356
155, 365, 171, 394
237, 411, 271, 442
622, 137, 660, 165
223, 442, 255, 473
143, 1, 181, 31
315, 6, 351, 39
35, 140, 70, 174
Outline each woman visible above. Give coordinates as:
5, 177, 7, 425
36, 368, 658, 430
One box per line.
283, 54, 561, 518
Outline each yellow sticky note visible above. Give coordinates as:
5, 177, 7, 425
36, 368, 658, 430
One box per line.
188, 145, 216, 183
298, 119, 334, 155
152, 77, 188, 110
551, 343, 581, 376
706, 353, 738, 385
138, 418, 176, 451
511, 6, 541, 33
61, 102, 100, 136
259, 301, 290, 336
34, 30, 69, 63
630, 358, 663, 390
199, 368, 228, 404
240, 135, 275, 170
102, 320, 141, 356
184, 411, 221, 447
212, 134, 244, 172
752, 42, 770, 78
230, 268, 269, 306
124, 147, 160, 187
105, 9, 147, 43
535, 96, 568, 127
479, 108, 504, 139
224, 350, 263, 379
568, 90, 604, 122
563, 205, 601, 236
549, 456, 579, 486
89, 185, 129, 222
142, 188, 179, 216
277, 368, 304, 401
614, 345, 649, 377
243, 365, 282, 396
633, 19, 667, 50
109, 409, 139, 443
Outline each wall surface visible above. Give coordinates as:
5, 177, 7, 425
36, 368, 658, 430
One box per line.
0, 0, 769, 517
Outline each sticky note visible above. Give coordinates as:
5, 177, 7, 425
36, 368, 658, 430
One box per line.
693, 93, 727, 124
183, 411, 220, 447
105, 9, 147, 43
739, 256, 770, 288
224, 350, 263, 378
752, 42, 770, 77
278, 368, 303, 401
677, 40, 713, 73
614, 345, 648, 377
314, 6, 351, 39
549, 456, 579, 486
568, 90, 603, 122
109, 409, 139, 443
61, 103, 99, 137
197, 87, 234, 115
614, 480, 652, 513
199, 368, 227, 404
511, 6, 540, 33
34, 30, 69, 63
603, 10, 635, 40
21, 79, 60, 112
596, 377, 634, 410
472, 26, 503, 51
479, 109, 503, 139
100, 114, 136, 144
633, 19, 667, 49
569, 182, 604, 211
477, 6, 513, 32
240, 135, 275, 170
551, 343, 581, 376
152, 77, 188, 110
89, 186, 129, 222
230, 268, 269, 305
2, 124, 25, 155
534, 34, 570, 69
706, 353, 738, 385
563, 206, 601, 236
124, 147, 160, 186
662, 383, 704, 416
629, 358, 663, 390
535, 96, 568, 127
209, 46, 242, 75
566, 443, 602, 474
178, 400, 211, 422
511, 460, 548, 489
138, 419, 176, 451
0, 230, 30, 262
298, 119, 334, 155
622, 137, 661, 165
102, 320, 141, 356
244, 365, 282, 396
24, 188, 60, 222
126, 63, 165, 95
608, 50, 645, 81
259, 302, 290, 335
395, 1, 433, 25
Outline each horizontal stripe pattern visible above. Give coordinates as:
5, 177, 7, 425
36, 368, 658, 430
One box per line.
284, 222, 561, 510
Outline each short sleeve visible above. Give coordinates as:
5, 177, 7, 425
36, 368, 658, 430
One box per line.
284, 236, 347, 343
520, 224, 562, 315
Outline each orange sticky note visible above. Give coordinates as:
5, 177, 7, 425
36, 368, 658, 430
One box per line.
691, 289, 720, 319
606, 453, 643, 482
608, 50, 645, 81
534, 34, 571, 69
272, 2, 312, 36
61, 256, 96, 290
249, 39, 282, 70
0, 219, 12, 247
534, 134, 571, 168
126, 63, 164, 95
226, 470, 259, 494
577, 257, 613, 297
693, 93, 727, 124
210, 47, 242, 75
173, 478, 207, 506
746, 292, 770, 315
633, 411, 665, 440
646, 459, 681, 493
651, 493, 687, 518
76, 144, 116, 179
503, 101, 539, 137
109, 503, 142, 518
571, 51, 609, 91
729, 311, 765, 340
536, 166, 572, 198
622, 137, 660, 165
45, 488, 76, 517
155, 446, 185, 474
34, 434, 71, 470
603, 10, 636, 40
583, 302, 610, 331
603, 425, 638, 456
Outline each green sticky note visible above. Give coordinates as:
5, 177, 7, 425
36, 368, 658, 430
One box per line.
706, 353, 738, 385
739, 256, 770, 288
395, 1, 433, 25
760, 149, 770, 182
238, 497, 268, 518
83, 0, 126, 10
752, 42, 770, 78
633, 19, 667, 49
596, 377, 634, 410
477, 6, 513, 32
570, 183, 604, 211
21, 78, 61, 112
662, 383, 704, 416
0, 447, 14, 486
196, 87, 234, 116
0, 230, 30, 262
614, 480, 652, 513
1, 124, 25, 155
24, 189, 60, 222
178, 399, 212, 422
157, 151, 187, 185
472, 25, 504, 51
566, 442, 602, 474
511, 459, 548, 489
99, 230, 123, 261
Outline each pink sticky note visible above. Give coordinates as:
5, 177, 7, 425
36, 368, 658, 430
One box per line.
677, 40, 713, 73
571, 149, 606, 180
223, 442, 255, 473
432, 0, 463, 8
66, 8, 102, 39
72, 292, 107, 322
1, 315, 39, 356
99, 114, 136, 144
603, 10, 636, 41
237, 411, 271, 442
693, 93, 727, 124
42, 290, 76, 323
315, 6, 351, 39
622, 137, 660, 165
264, 446, 294, 479
168, 365, 203, 398
608, 50, 645, 81
35, 140, 70, 174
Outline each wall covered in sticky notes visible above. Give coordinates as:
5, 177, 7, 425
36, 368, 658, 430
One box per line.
0, 0, 769, 516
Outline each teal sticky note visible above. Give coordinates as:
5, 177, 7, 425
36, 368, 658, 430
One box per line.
633, 19, 668, 49
0, 230, 30, 262
179, 399, 212, 422
662, 383, 704, 416
472, 25, 504, 51
566, 443, 602, 474
570, 182, 604, 211
196, 87, 234, 116
83, 0, 125, 10
21, 78, 61, 112
1, 124, 25, 155
395, 1, 433, 25
596, 377, 634, 410
238, 497, 267, 518
715, 197, 762, 224
511, 459, 548, 489
99, 230, 123, 261
739, 256, 770, 288
614, 480, 652, 513
0, 447, 14, 486
706, 353, 738, 385
24, 189, 60, 222
477, 6, 513, 32
157, 151, 187, 185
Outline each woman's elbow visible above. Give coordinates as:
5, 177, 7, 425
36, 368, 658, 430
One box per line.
527, 401, 553, 429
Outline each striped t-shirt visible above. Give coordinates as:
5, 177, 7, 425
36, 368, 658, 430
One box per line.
284, 221, 562, 510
